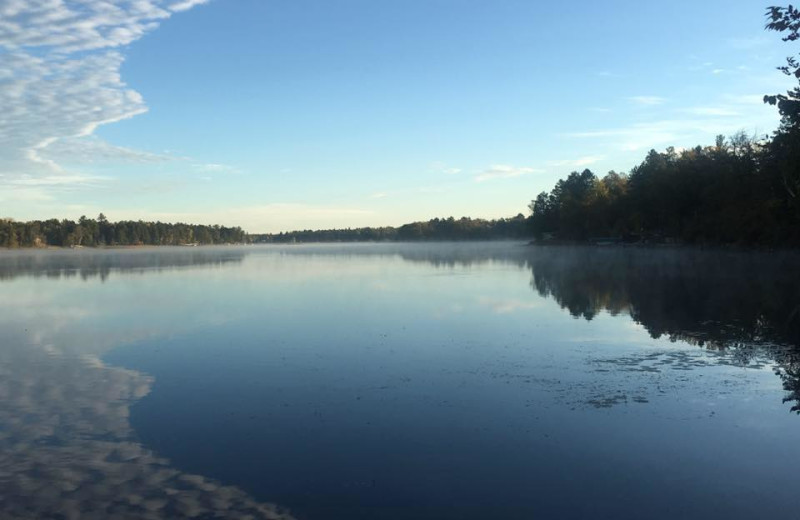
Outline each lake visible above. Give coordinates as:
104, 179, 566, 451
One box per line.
1, 243, 799, 520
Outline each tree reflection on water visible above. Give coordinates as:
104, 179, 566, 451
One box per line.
383, 242, 800, 413
523, 246, 800, 412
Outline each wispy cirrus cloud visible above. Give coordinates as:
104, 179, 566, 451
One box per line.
170, 0, 211, 12
0, 0, 211, 192
0, 172, 108, 204
726, 36, 771, 51
680, 107, 740, 117
546, 156, 605, 168
477, 296, 541, 314
474, 164, 543, 182
0, 187, 53, 203
564, 90, 781, 153
192, 162, 241, 176
41, 136, 173, 165
567, 120, 702, 152
4, 174, 108, 187
723, 94, 765, 106
566, 117, 765, 152
629, 96, 667, 106
429, 161, 462, 175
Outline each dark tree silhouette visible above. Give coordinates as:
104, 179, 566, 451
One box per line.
765, 5, 800, 130
0, 217, 247, 248
251, 215, 530, 243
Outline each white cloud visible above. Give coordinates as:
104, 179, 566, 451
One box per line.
478, 296, 541, 314
6, 174, 108, 187
566, 116, 766, 153
629, 96, 667, 106
41, 136, 172, 164
0, 171, 108, 204
0, 187, 54, 202
724, 94, 766, 106
474, 164, 542, 182
193, 162, 240, 175
0, 0, 211, 193
169, 0, 211, 12
727, 36, 771, 50
564, 90, 782, 153
681, 107, 740, 117
547, 156, 604, 168
429, 161, 462, 175
417, 185, 449, 194
0, 1, 208, 52
565, 123, 683, 151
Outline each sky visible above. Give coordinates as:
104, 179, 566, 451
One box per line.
0, 0, 796, 233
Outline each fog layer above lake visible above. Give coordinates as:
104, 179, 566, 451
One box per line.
1, 243, 799, 520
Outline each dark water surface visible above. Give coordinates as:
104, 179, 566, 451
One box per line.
2, 243, 799, 519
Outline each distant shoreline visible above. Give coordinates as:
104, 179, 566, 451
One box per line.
0, 243, 247, 251
2, 240, 796, 254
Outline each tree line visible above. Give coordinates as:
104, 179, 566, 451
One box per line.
529, 6, 800, 247
0, 214, 247, 248
529, 133, 799, 246
251, 215, 529, 243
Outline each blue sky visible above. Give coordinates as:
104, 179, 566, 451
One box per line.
0, 0, 794, 232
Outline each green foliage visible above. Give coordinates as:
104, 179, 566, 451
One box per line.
764, 5, 800, 203
0, 215, 248, 248
251, 215, 530, 243
529, 134, 800, 246
765, 6, 800, 130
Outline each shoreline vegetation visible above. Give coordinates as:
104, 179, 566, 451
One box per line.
3, 8, 798, 250
250, 215, 530, 244
525, 130, 799, 248
0, 214, 247, 248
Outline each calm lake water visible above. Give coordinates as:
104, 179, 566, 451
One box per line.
2, 243, 799, 520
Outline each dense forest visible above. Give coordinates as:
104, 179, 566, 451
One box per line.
251, 215, 529, 243
527, 134, 799, 246
0, 214, 247, 248
529, 7, 800, 247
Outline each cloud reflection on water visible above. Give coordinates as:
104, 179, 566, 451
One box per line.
0, 248, 295, 519
0, 333, 295, 520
